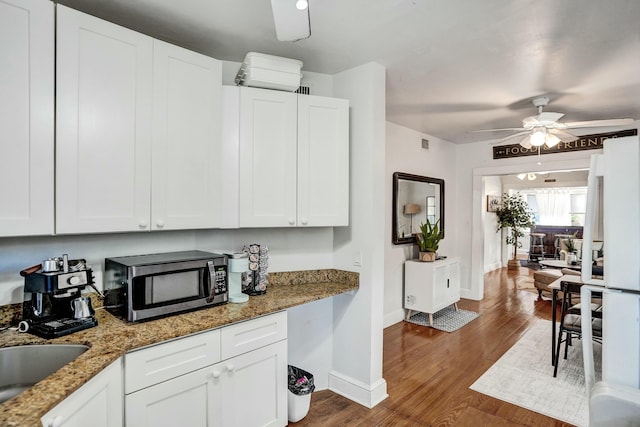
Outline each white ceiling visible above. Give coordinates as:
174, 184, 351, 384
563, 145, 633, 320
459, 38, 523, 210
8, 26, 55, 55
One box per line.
57, 0, 640, 144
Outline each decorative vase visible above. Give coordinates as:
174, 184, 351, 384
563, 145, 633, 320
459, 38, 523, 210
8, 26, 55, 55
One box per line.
507, 259, 521, 270
419, 251, 437, 262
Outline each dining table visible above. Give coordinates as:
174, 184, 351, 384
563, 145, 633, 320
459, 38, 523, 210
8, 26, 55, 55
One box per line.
548, 274, 605, 365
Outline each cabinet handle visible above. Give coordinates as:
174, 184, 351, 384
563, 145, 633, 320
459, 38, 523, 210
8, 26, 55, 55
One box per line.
301, 218, 308, 225
447, 278, 450, 288
288, 218, 295, 226
139, 220, 148, 229
226, 364, 235, 373
211, 370, 221, 379
156, 219, 165, 228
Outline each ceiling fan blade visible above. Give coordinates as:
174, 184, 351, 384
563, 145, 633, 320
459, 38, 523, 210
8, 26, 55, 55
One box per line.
563, 118, 635, 128
522, 116, 542, 127
537, 112, 565, 123
549, 128, 578, 142
488, 131, 530, 145
472, 128, 525, 133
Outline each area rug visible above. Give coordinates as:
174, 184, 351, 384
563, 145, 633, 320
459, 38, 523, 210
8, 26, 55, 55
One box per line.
520, 260, 541, 270
470, 319, 602, 427
515, 275, 537, 292
405, 306, 480, 332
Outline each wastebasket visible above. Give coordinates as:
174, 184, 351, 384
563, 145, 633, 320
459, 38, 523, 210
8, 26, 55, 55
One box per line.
287, 365, 315, 422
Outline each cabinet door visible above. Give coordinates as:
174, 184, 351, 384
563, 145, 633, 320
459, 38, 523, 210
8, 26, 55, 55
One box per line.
151, 40, 222, 230
297, 95, 349, 226
446, 261, 461, 304
56, 5, 153, 234
433, 264, 448, 311
0, 0, 53, 236
218, 340, 288, 427
42, 359, 123, 427
125, 364, 219, 427
239, 87, 297, 227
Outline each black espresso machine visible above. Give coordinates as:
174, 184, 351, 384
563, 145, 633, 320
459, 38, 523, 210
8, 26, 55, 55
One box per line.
21, 254, 98, 338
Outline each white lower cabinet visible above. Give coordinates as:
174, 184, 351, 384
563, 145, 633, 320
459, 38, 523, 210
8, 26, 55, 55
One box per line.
124, 312, 287, 427
404, 258, 461, 325
217, 340, 287, 427
126, 340, 287, 427
41, 359, 123, 427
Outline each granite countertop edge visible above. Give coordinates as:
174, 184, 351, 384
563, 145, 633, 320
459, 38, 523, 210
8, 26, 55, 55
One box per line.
0, 269, 359, 426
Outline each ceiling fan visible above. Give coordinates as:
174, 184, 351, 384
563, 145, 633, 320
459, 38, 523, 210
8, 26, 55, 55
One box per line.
270, 0, 311, 42
478, 96, 635, 148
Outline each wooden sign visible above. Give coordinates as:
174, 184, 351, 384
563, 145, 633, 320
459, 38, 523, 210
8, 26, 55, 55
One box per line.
492, 129, 638, 160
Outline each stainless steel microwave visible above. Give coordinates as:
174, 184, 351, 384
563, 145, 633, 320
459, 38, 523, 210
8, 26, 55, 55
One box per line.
104, 251, 228, 322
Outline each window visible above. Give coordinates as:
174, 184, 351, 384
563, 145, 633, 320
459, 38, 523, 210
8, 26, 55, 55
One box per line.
569, 192, 587, 226
520, 187, 587, 226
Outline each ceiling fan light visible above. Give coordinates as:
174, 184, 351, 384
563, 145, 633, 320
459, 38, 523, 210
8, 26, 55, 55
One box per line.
530, 128, 546, 146
296, 0, 308, 10
545, 134, 560, 147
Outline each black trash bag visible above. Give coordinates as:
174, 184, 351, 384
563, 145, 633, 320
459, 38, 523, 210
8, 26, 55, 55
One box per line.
288, 365, 315, 395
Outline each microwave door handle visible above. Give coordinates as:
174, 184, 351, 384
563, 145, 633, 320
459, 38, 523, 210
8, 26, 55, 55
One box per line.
207, 261, 216, 295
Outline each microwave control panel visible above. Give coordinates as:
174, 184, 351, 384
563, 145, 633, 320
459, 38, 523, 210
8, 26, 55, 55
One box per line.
208, 260, 227, 296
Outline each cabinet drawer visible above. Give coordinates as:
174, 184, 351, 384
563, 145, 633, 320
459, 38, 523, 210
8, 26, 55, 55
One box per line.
221, 311, 287, 360
124, 328, 221, 394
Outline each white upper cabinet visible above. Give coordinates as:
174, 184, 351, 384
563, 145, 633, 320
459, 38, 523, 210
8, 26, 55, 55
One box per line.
239, 87, 298, 227
297, 95, 349, 226
238, 87, 349, 227
56, 5, 153, 234
0, 0, 54, 236
55, 6, 223, 234
151, 40, 222, 230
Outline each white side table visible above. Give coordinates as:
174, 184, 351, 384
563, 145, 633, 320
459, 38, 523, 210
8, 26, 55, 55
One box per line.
404, 258, 461, 325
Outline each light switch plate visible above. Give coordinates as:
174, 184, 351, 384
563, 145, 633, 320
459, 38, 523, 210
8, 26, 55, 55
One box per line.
352, 251, 362, 266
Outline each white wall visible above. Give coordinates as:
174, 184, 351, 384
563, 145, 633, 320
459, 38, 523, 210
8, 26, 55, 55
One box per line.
483, 176, 502, 272
331, 62, 388, 408
383, 122, 457, 328
0, 227, 336, 307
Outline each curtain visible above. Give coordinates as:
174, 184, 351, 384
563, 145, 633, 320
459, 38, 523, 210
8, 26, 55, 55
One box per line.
535, 189, 571, 225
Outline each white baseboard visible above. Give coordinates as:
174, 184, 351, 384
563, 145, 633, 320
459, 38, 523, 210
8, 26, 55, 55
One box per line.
383, 308, 405, 328
484, 261, 502, 273
328, 370, 388, 408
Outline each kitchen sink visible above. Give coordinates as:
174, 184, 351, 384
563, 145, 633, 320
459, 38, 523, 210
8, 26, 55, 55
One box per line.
0, 344, 89, 403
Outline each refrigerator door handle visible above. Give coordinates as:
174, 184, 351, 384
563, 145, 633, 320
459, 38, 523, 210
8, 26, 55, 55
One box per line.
581, 154, 602, 284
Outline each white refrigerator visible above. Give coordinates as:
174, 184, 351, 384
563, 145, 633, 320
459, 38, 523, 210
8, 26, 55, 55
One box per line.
581, 135, 640, 425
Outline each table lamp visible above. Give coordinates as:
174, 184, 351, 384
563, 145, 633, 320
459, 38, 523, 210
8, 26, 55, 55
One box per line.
404, 204, 421, 235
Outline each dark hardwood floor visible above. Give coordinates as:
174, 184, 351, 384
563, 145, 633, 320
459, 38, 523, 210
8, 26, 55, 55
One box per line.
292, 266, 573, 426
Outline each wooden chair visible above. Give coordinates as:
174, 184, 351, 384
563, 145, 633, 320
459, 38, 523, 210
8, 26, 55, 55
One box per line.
553, 280, 602, 377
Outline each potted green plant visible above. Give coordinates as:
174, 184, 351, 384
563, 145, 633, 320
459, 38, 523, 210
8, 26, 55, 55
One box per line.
416, 218, 443, 262
495, 193, 535, 270
565, 232, 578, 253
564, 232, 579, 264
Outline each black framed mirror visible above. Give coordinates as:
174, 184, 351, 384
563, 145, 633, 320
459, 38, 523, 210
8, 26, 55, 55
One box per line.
392, 172, 445, 245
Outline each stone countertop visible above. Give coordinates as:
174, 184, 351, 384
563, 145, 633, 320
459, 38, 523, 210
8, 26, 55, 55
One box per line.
0, 269, 358, 426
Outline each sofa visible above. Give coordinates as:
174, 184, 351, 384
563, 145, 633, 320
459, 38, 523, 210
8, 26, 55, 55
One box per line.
533, 268, 581, 298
